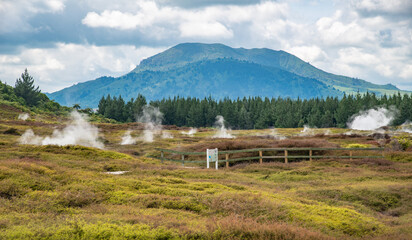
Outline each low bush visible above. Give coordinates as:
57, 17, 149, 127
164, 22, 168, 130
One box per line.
0, 221, 180, 240
0, 179, 28, 199
58, 185, 105, 208
345, 143, 370, 148
3, 128, 20, 135
207, 215, 332, 240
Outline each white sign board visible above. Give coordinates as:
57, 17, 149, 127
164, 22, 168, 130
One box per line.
207, 148, 218, 169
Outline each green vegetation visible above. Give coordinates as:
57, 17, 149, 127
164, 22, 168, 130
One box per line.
97, 92, 412, 129
14, 69, 42, 106
0, 100, 411, 239
48, 43, 409, 108
1, 68, 411, 239
0, 71, 115, 123
0, 70, 68, 115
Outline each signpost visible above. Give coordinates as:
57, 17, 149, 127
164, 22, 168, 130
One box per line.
207, 148, 218, 169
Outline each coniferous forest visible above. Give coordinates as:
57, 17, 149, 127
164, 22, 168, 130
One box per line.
97, 92, 412, 129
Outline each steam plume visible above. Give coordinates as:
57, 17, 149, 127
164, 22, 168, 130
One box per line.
212, 115, 234, 138
162, 131, 173, 139
181, 128, 197, 137
18, 113, 30, 120
121, 130, 136, 145
19, 111, 104, 148
347, 107, 396, 130
300, 125, 315, 136
137, 105, 172, 142
271, 128, 286, 140
399, 121, 412, 133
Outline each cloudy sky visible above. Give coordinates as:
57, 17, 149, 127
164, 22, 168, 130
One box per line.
1, 0, 411, 92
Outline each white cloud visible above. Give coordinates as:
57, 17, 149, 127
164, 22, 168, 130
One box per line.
352, 0, 412, 15
81, 1, 289, 40
179, 21, 233, 38
400, 64, 412, 79
287, 45, 328, 63
0, 43, 165, 92
337, 47, 379, 66
1, 0, 412, 92
0, 0, 65, 33
316, 11, 375, 47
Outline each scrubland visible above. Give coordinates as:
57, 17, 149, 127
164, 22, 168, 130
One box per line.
0, 103, 411, 240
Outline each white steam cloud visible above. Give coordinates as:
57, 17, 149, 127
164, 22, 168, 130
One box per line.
347, 107, 396, 130
323, 129, 332, 135
119, 106, 173, 144
121, 130, 136, 145
271, 128, 286, 140
212, 115, 234, 138
138, 105, 163, 143
399, 121, 412, 133
19, 111, 104, 148
300, 125, 315, 136
181, 128, 197, 137
161, 131, 173, 139
18, 113, 30, 120
137, 105, 173, 142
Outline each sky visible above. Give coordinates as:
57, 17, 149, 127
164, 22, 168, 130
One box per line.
0, 0, 411, 93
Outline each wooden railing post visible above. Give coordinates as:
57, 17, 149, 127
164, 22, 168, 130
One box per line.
182, 155, 185, 166
309, 149, 312, 162
225, 154, 229, 168
349, 151, 352, 161
161, 151, 164, 164
284, 150, 288, 163
259, 151, 263, 164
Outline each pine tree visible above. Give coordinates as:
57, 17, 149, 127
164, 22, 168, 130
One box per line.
14, 69, 41, 106
98, 96, 107, 115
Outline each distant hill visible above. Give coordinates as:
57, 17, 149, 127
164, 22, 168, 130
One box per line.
48, 43, 402, 108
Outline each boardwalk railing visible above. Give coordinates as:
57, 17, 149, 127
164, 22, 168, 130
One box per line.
152, 147, 385, 168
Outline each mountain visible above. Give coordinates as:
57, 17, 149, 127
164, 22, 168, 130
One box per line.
48, 43, 402, 108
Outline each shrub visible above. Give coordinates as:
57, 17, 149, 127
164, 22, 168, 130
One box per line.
0, 179, 28, 199
345, 143, 370, 148
395, 136, 412, 151
58, 186, 104, 208
207, 215, 331, 240
3, 128, 20, 135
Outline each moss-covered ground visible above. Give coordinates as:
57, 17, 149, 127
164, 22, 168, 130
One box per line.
0, 103, 411, 239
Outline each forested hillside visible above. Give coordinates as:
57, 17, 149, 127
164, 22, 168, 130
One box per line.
48, 43, 406, 108
0, 69, 66, 114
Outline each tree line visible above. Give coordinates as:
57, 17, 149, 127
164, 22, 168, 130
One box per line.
0, 69, 64, 113
97, 92, 412, 129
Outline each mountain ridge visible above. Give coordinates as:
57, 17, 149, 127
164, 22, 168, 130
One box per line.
134, 43, 398, 91
48, 43, 404, 108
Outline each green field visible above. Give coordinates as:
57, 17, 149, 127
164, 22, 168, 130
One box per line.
0, 102, 411, 240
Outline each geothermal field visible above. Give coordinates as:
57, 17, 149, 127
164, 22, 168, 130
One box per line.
0, 103, 411, 240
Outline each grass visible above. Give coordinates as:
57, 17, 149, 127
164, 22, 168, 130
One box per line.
0, 103, 411, 239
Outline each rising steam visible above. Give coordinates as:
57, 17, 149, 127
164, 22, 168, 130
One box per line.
138, 105, 163, 142
162, 131, 173, 139
399, 121, 412, 133
121, 130, 136, 145
271, 128, 286, 140
181, 128, 198, 137
300, 125, 315, 136
347, 107, 396, 130
18, 113, 30, 120
212, 115, 234, 138
19, 111, 104, 148
119, 106, 173, 144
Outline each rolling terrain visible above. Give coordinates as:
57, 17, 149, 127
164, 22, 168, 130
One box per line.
48, 43, 405, 108
0, 101, 411, 239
